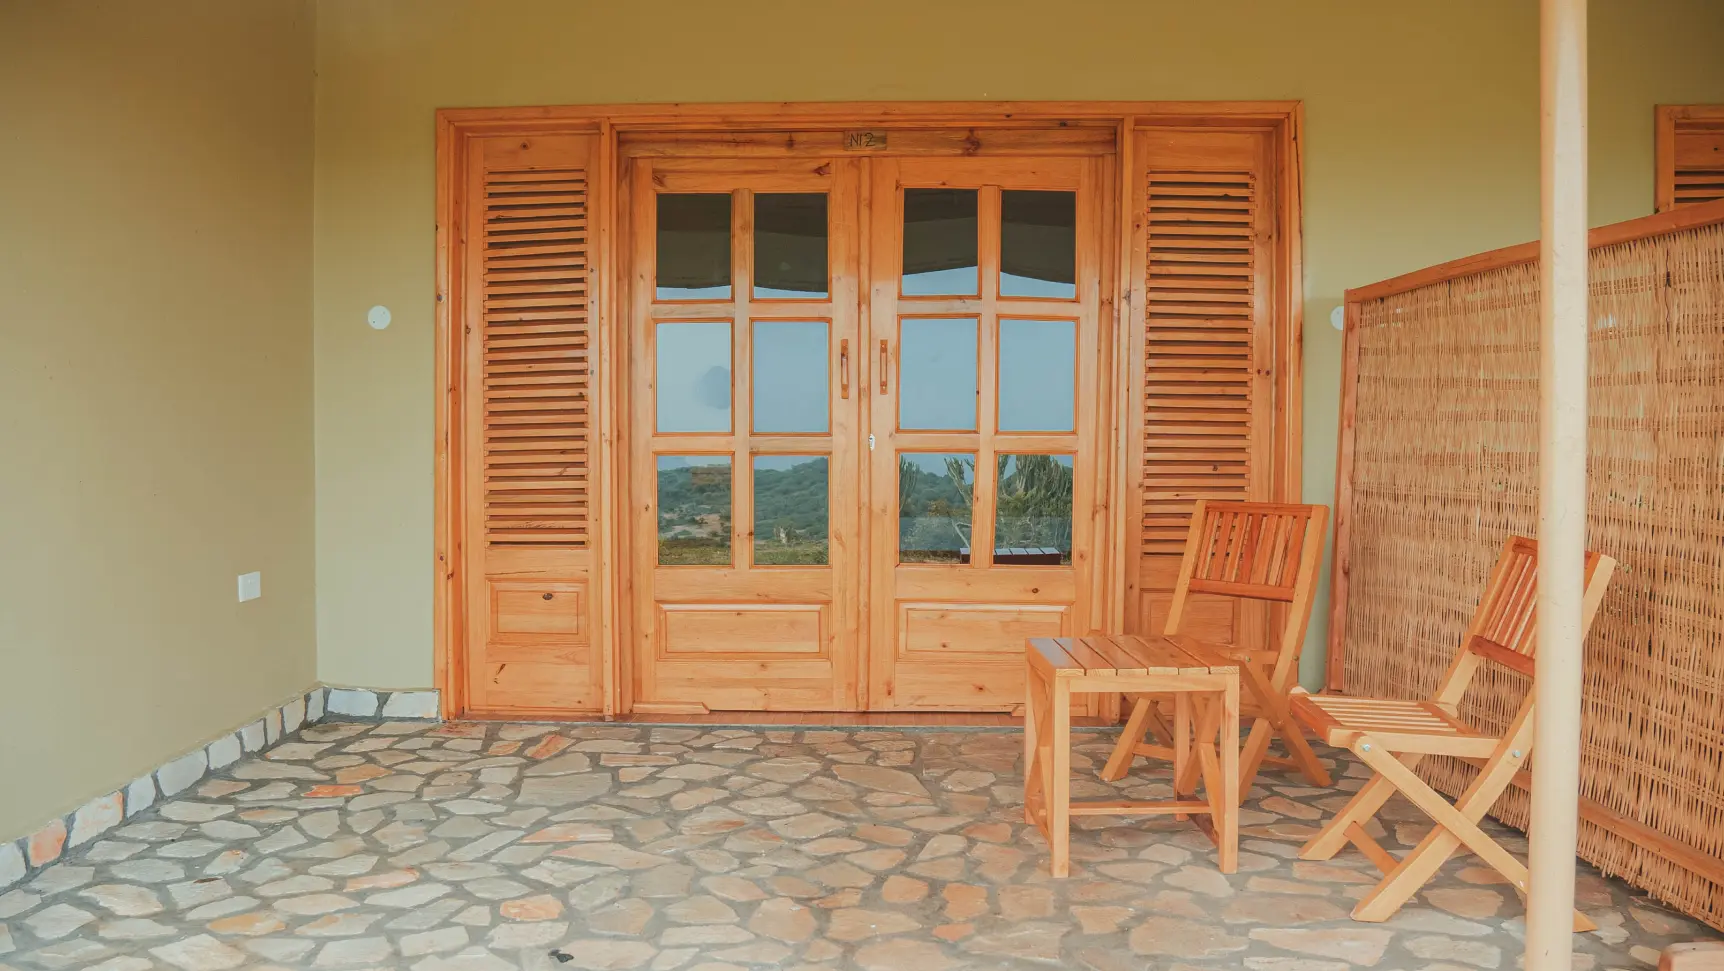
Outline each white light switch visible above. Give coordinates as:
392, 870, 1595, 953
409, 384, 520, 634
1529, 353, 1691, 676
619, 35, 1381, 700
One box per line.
238, 572, 262, 602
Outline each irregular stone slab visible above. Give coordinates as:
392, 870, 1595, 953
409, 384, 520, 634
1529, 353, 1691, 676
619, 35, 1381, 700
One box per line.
1249, 927, 1395, 966
962, 921, 1069, 962
311, 934, 393, 966
519, 774, 611, 807
589, 898, 653, 936
69, 793, 125, 847
231, 761, 324, 781
487, 919, 568, 949
157, 752, 209, 797
78, 883, 163, 916
521, 823, 611, 844
827, 907, 922, 941
273, 893, 359, 916
1130, 915, 1249, 958
832, 764, 930, 796
663, 894, 736, 925
554, 844, 670, 871
97, 917, 180, 940
854, 938, 959, 971
25, 903, 96, 939
553, 939, 657, 970
149, 933, 247, 970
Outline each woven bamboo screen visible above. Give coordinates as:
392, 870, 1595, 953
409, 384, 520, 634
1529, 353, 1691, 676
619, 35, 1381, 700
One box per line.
1336, 216, 1724, 927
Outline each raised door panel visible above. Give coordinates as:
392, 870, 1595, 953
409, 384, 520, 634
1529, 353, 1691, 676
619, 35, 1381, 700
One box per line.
888, 602, 1068, 709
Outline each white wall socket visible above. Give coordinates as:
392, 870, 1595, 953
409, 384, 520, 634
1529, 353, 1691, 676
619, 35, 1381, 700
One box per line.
238, 571, 262, 602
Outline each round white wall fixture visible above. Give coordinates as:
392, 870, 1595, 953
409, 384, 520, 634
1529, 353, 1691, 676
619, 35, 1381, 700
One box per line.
1330, 305, 1346, 331
368, 305, 392, 330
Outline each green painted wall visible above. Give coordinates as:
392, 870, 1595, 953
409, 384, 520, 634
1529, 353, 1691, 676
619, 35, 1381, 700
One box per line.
0, 1, 317, 840
312, 0, 1724, 690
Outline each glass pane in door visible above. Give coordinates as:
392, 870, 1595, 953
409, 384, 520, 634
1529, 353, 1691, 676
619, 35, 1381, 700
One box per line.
898, 453, 975, 563
902, 189, 978, 296
994, 454, 1074, 565
754, 455, 829, 565
1000, 190, 1077, 298
899, 317, 978, 431
657, 194, 732, 300
997, 318, 1076, 432
755, 194, 829, 299
752, 321, 828, 433
657, 455, 732, 565
655, 322, 732, 433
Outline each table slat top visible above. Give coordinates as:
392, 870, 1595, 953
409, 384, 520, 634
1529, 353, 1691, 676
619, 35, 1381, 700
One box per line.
1029, 634, 1233, 677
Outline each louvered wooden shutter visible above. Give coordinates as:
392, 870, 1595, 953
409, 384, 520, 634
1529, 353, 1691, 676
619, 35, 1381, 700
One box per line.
1140, 167, 1261, 553
1127, 130, 1277, 643
461, 134, 602, 715
1657, 108, 1724, 211
478, 144, 592, 545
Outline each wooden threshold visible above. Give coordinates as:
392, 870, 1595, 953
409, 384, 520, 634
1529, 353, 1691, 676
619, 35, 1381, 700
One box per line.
463, 711, 1115, 729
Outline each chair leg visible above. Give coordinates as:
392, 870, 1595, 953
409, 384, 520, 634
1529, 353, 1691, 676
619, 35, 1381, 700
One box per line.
1299, 770, 1406, 861
1347, 739, 1593, 930
1236, 716, 1276, 793
1237, 661, 1333, 790
1279, 720, 1335, 789
1100, 695, 1157, 783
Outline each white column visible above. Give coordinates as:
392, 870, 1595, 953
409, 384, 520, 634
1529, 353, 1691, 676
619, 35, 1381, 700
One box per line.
1528, 0, 1589, 969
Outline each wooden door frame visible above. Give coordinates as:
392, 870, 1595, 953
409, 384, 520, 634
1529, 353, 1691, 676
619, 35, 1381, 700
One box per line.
434, 101, 1304, 719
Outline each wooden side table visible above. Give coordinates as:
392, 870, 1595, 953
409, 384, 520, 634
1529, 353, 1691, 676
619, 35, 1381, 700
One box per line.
1024, 634, 1240, 877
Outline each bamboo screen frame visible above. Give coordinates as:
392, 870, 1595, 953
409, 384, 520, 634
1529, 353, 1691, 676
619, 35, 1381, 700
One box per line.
1327, 198, 1724, 928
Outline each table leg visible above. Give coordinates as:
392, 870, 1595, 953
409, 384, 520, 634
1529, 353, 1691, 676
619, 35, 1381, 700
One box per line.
1050, 680, 1072, 878
1174, 692, 1192, 800
1172, 689, 1199, 820
1191, 697, 1226, 851
1023, 660, 1039, 826
1220, 677, 1240, 873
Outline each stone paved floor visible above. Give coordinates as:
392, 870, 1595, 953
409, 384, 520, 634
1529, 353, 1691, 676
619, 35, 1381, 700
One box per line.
1, 720, 1716, 971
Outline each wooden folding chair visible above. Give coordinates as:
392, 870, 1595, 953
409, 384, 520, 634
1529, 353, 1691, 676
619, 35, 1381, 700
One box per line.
1291, 535, 1617, 925
1102, 500, 1332, 793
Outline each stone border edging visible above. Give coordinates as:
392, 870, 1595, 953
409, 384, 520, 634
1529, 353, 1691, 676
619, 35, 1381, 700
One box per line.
0, 684, 443, 890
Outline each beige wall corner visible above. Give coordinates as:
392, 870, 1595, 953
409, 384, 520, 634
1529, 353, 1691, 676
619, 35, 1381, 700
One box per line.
0, 0, 317, 841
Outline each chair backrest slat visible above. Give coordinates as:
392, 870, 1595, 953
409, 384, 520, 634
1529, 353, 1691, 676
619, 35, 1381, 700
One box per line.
1178, 502, 1322, 605
1164, 501, 1329, 683
1446, 536, 1617, 696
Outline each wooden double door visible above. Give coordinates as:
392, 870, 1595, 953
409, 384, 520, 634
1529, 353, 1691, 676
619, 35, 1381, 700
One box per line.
628, 152, 1107, 712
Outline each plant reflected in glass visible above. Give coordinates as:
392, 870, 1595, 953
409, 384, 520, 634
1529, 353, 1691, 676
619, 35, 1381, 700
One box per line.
898, 453, 975, 563
994, 454, 1074, 565
753, 455, 829, 565
657, 455, 732, 565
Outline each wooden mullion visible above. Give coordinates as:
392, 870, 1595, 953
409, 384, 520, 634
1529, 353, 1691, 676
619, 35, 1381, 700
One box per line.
971, 185, 1002, 570
734, 188, 755, 570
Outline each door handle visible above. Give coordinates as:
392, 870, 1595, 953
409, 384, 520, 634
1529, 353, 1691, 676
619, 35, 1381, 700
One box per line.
879, 339, 889, 394
839, 339, 850, 399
